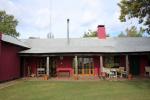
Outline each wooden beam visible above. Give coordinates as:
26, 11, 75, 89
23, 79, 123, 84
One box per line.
46, 56, 50, 76
75, 56, 78, 75
126, 55, 129, 74
100, 56, 103, 73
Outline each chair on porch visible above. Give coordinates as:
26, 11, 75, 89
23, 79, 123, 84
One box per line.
145, 66, 150, 77
102, 67, 117, 78
109, 68, 118, 78
102, 67, 110, 77
118, 67, 128, 78
37, 68, 46, 77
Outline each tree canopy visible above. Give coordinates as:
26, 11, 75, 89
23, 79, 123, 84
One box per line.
118, 26, 144, 37
0, 11, 19, 37
83, 30, 97, 38
118, 0, 150, 34
83, 30, 109, 38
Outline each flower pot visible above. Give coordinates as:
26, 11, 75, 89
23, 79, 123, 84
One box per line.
44, 75, 49, 80
74, 75, 78, 80
128, 74, 132, 80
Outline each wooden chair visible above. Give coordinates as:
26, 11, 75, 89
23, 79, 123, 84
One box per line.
102, 67, 117, 78
119, 67, 128, 78
37, 68, 46, 77
145, 66, 150, 77
101, 67, 110, 78
110, 68, 117, 78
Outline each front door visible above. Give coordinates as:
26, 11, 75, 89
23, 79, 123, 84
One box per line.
77, 57, 94, 76
49, 58, 56, 77
129, 55, 140, 75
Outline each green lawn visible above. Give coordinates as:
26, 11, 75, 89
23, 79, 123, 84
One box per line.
0, 80, 150, 100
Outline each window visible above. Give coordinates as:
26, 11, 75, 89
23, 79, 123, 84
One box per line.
37, 58, 46, 68
104, 56, 120, 68
73, 57, 94, 75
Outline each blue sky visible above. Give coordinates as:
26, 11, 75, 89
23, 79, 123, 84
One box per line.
0, 0, 139, 39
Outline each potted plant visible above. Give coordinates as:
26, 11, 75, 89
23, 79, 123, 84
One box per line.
128, 74, 132, 80
74, 75, 78, 80
44, 75, 49, 80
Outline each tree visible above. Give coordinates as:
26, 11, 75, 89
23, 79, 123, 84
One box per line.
118, 26, 144, 37
118, 0, 150, 34
83, 29, 109, 38
118, 31, 126, 37
83, 30, 97, 38
0, 11, 19, 37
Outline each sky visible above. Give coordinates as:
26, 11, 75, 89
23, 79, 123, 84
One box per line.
0, 0, 140, 39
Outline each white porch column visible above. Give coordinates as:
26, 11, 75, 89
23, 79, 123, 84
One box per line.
75, 56, 78, 75
126, 55, 129, 74
100, 56, 103, 73
46, 56, 50, 76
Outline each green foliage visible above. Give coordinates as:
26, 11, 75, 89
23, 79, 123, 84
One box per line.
118, 0, 150, 34
83, 30, 97, 38
0, 10, 19, 37
83, 29, 109, 38
118, 31, 126, 37
118, 26, 144, 37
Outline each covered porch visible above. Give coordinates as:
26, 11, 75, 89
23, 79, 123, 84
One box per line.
20, 53, 150, 79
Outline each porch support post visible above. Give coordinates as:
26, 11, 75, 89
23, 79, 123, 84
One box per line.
100, 56, 103, 73
126, 55, 129, 74
46, 56, 50, 76
75, 56, 78, 75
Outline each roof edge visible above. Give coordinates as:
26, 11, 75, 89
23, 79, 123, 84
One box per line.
1, 34, 30, 48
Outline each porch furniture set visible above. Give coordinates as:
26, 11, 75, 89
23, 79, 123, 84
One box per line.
101, 67, 128, 79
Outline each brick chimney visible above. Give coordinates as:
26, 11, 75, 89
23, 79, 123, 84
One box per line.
97, 25, 106, 39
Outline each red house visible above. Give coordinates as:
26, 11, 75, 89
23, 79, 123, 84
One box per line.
0, 25, 150, 81
0, 33, 29, 82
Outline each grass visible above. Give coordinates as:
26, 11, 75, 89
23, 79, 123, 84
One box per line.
0, 80, 150, 100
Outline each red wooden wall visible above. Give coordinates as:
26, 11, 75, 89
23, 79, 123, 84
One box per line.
0, 41, 22, 82
56, 56, 74, 76
93, 56, 100, 76
140, 55, 148, 76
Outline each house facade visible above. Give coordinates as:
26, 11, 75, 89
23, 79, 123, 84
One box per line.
0, 25, 150, 81
0, 33, 29, 82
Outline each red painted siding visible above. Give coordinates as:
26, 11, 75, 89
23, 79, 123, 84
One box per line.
26, 57, 38, 75
140, 55, 148, 76
0, 33, 2, 76
0, 41, 22, 82
93, 56, 100, 76
56, 56, 74, 76
23, 57, 45, 76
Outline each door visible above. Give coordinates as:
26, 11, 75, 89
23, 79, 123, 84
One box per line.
129, 55, 140, 75
49, 58, 56, 77
77, 57, 94, 76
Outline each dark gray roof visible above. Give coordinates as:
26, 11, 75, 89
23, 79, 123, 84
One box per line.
1, 34, 29, 48
20, 37, 150, 54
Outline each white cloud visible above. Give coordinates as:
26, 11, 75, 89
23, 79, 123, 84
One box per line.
0, 0, 139, 38
34, 8, 50, 29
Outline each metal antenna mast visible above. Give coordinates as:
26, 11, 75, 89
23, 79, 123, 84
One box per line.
50, 0, 52, 34
47, 0, 53, 38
